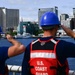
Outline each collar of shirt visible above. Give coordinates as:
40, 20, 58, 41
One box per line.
39, 36, 54, 41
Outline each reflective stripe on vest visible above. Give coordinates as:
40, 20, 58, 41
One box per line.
31, 52, 56, 58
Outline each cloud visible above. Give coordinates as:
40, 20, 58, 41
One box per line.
7, 0, 26, 4
20, 7, 36, 12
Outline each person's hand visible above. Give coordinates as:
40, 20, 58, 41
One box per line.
6, 34, 13, 42
61, 25, 75, 38
61, 25, 67, 28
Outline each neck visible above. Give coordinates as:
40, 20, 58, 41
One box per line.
43, 31, 55, 37
42, 26, 58, 37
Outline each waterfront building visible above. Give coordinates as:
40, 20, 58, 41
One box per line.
60, 14, 69, 24
0, 7, 19, 33
17, 21, 39, 35
73, 8, 75, 18
60, 14, 71, 28
61, 18, 71, 28
70, 18, 75, 29
0, 7, 5, 32
38, 6, 58, 27
60, 14, 69, 20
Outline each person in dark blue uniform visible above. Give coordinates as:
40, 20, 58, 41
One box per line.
22, 12, 75, 75
0, 34, 25, 75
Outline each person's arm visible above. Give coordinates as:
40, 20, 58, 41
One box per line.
61, 25, 75, 38
6, 34, 25, 57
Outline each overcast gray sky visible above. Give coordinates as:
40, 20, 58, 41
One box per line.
0, 0, 75, 21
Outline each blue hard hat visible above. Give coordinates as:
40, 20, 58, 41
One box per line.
40, 12, 60, 26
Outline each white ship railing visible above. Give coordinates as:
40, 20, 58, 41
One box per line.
8, 65, 21, 75
7, 65, 75, 75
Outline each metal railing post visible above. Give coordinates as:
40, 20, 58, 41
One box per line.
13, 72, 16, 75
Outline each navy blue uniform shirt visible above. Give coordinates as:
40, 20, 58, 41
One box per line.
22, 37, 75, 75
0, 47, 9, 74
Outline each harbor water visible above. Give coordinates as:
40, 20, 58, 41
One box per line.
0, 37, 75, 74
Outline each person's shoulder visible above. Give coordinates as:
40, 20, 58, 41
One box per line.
59, 40, 67, 42
57, 39, 75, 47
58, 40, 68, 44
26, 39, 37, 49
59, 39, 74, 43
52, 38, 64, 42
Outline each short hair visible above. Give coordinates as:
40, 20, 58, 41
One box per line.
41, 25, 59, 31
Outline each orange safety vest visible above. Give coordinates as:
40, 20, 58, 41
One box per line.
29, 38, 69, 75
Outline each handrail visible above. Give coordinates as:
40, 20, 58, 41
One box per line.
7, 65, 21, 75
8, 65, 21, 72
7, 65, 75, 75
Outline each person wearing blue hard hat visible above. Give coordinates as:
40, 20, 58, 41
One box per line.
22, 11, 75, 75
